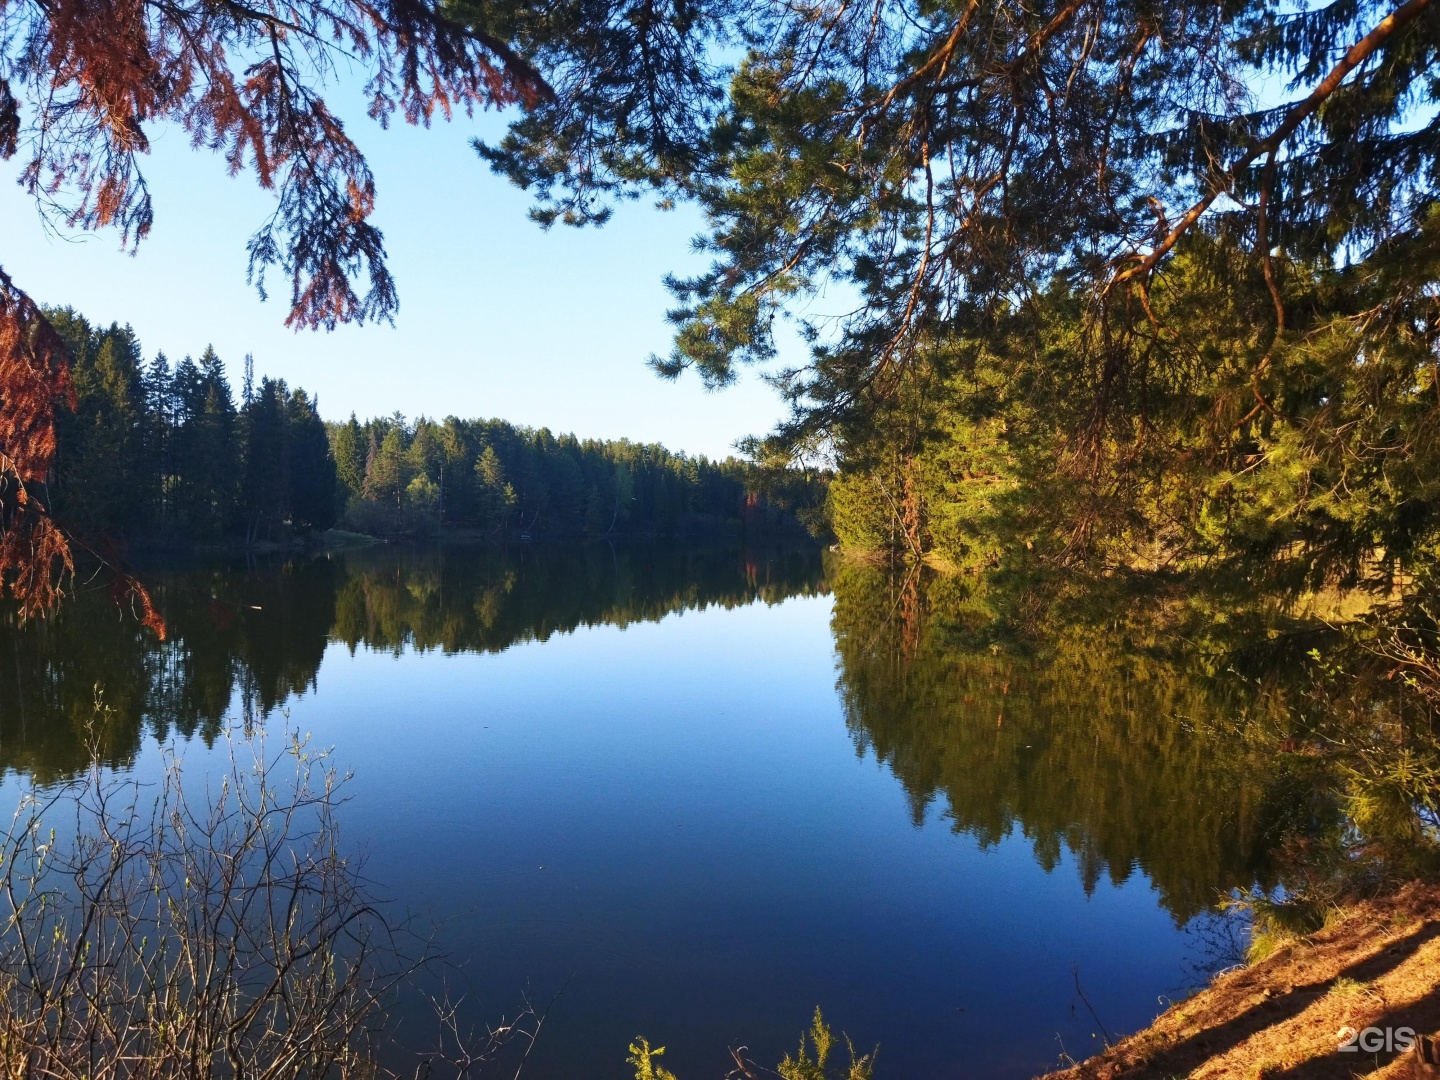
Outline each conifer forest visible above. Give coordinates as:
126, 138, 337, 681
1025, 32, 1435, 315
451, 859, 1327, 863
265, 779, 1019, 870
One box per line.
2, 0, 1440, 1072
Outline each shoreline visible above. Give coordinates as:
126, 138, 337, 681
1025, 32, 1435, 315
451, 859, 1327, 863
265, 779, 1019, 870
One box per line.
1036, 883, 1440, 1079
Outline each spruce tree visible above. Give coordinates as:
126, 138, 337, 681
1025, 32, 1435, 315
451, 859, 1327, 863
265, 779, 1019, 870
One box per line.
331, 414, 367, 506
366, 428, 409, 511
286, 390, 338, 532
474, 445, 517, 533
241, 378, 290, 543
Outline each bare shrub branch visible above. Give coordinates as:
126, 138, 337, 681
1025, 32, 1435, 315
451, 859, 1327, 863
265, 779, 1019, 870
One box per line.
0, 718, 538, 1078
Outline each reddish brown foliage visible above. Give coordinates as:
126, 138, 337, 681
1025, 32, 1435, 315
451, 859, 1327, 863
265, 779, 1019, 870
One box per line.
0, 266, 76, 618
0, 0, 550, 624
1, 267, 166, 634
110, 569, 168, 639
3, 0, 548, 327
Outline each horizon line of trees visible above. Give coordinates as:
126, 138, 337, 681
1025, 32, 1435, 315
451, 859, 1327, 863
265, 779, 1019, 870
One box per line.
329, 413, 827, 541
34, 305, 828, 552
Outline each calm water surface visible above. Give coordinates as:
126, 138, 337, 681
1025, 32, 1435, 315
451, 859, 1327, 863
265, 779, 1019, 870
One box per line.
0, 544, 1271, 1078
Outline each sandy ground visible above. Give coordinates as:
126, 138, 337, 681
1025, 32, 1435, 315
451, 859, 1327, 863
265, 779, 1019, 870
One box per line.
1037, 883, 1440, 1079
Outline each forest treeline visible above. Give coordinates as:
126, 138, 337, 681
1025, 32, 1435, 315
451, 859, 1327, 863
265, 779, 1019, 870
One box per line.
46, 309, 338, 545
39, 306, 826, 549
329, 413, 825, 540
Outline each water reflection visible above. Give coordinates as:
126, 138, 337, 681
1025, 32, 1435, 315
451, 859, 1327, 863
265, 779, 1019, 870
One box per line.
0, 544, 828, 784
4, 543, 1380, 1075
829, 562, 1336, 923
2, 545, 1345, 924
329, 542, 829, 654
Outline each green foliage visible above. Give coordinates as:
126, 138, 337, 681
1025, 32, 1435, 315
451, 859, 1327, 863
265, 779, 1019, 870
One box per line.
777, 1009, 874, 1080
627, 1038, 677, 1080
329, 413, 829, 541
331, 414, 367, 503
285, 390, 339, 533
38, 318, 830, 549
821, 245, 1440, 604
826, 472, 894, 556
404, 475, 442, 535
484, 0, 1439, 434
473, 445, 518, 532
629, 1009, 874, 1080
42, 307, 336, 547
35, 300, 813, 552
461, 0, 725, 229
48, 310, 149, 535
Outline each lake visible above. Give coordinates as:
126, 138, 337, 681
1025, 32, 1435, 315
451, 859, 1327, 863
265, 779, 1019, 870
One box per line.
0, 542, 1280, 1079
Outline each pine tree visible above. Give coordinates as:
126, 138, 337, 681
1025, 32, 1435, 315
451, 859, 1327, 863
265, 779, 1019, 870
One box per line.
438, 417, 474, 524
331, 414, 367, 505
46, 313, 152, 535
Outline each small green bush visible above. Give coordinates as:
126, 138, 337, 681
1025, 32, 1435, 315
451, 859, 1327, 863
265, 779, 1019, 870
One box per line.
630, 1008, 875, 1080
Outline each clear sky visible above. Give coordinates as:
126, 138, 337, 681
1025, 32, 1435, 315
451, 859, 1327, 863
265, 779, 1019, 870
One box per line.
0, 95, 798, 460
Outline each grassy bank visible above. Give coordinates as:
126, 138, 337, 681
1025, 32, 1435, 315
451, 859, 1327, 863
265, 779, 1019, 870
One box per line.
1040, 884, 1440, 1080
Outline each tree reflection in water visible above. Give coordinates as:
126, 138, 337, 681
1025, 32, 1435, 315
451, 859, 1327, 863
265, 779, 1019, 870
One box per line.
828, 561, 1378, 923
4, 545, 1430, 929
0, 544, 828, 784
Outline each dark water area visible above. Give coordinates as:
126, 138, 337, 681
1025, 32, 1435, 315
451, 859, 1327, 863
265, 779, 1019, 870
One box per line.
0, 542, 1296, 1078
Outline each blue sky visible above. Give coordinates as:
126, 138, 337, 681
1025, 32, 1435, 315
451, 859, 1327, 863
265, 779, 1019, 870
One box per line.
0, 97, 799, 460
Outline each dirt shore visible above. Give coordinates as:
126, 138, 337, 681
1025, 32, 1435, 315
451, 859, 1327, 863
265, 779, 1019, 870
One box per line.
1038, 883, 1440, 1079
